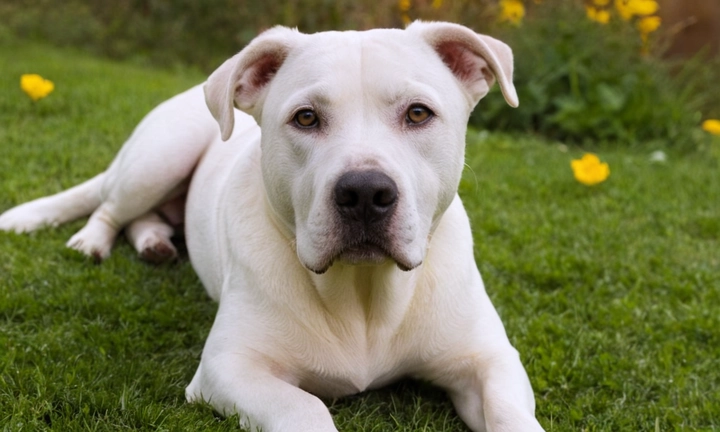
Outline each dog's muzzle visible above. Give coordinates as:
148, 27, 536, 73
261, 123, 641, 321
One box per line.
332, 170, 399, 265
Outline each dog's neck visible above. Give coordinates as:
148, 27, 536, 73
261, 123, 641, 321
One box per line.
308, 261, 420, 332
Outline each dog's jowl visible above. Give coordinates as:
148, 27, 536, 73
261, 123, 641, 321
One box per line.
0, 21, 545, 432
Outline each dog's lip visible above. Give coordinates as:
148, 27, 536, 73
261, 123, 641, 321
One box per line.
306, 241, 420, 274
338, 242, 389, 264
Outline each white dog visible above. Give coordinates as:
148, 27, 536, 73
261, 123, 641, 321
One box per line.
0, 22, 544, 432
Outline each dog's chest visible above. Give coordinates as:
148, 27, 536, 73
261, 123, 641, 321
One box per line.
286, 268, 425, 397
296, 321, 413, 398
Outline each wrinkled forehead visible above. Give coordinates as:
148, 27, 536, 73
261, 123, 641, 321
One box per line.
272, 29, 454, 99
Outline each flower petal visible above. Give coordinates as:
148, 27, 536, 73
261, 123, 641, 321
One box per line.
571, 153, 610, 186
20, 73, 54, 101
701, 119, 720, 135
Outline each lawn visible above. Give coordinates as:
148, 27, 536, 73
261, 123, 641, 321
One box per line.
1, 39, 719, 431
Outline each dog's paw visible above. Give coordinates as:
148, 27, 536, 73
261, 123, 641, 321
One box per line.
66, 222, 118, 262
0, 199, 61, 233
125, 214, 177, 264
485, 411, 546, 432
138, 236, 178, 264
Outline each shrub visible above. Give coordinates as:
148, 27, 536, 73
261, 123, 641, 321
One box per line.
0, 0, 489, 70
471, 1, 716, 150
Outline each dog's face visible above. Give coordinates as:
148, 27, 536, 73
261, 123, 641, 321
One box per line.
204, 22, 518, 273
259, 29, 473, 273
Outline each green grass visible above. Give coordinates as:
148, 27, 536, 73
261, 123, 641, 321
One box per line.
2, 40, 719, 431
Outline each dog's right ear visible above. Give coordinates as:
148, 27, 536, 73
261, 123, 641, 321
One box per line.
204, 26, 298, 141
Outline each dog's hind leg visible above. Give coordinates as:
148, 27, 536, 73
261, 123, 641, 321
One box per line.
63, 86, 215, 261
124, 191, 186, 263
125, 211, 177, 263
0, 173, 105, 233
65, 201, 125, 262
65, 178, 190, 262
3, 85, 215, 261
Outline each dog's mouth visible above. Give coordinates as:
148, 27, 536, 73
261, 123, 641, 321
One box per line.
338, 242, 390, 265
307, 240, 418, 274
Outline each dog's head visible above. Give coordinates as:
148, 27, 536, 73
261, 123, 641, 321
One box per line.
204, 22, 518, 274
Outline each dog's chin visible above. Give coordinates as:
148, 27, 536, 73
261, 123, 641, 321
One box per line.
338, 243, 391, 265
303, 243, 420, 275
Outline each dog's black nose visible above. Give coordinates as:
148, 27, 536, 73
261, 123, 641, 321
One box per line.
334, 170, 398, 224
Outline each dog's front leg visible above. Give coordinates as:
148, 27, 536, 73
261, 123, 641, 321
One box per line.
442, 346, 545, 432
430, 269, 545, 432
187, 353, 337, 432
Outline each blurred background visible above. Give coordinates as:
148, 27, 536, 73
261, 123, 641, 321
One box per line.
2, 0, 719, 149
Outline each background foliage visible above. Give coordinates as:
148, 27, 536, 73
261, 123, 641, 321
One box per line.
1, 0, 718, 149
0, 0, 492, 70
475, 2, 718, 149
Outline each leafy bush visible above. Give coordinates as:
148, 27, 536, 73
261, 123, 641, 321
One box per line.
471, 1, 716, 150
0, 0, 491, 71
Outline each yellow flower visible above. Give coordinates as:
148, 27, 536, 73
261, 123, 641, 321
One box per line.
615, 0, 633, 20
431, 0, 443, 9
702, 119, 720, 136
398, 0, 411, 12
637, 15, 661, 36
615, 0, 659, 21
629, 0, 659, 15
571, 153, 610, 186
21, 74, 54, 101
593, 0, 611, 6
586, 6, 611, 24
499, 0, 525, 25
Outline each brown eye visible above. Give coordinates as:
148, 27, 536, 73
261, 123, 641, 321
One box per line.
294, 109, 318, 128
406, 105, 433, 124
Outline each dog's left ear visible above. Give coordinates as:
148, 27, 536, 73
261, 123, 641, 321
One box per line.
408, 21, 519, 108
204, 26, 299, 141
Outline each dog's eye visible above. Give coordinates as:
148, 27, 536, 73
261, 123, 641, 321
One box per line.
294, 109, 319, 128
406, 105, 433, 125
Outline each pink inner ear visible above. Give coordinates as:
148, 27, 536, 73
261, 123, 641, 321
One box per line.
435, 41, 489, 84
249, 53, 284, 88
235, 52, 285, 103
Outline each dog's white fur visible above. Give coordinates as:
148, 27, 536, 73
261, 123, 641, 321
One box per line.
0, 22, 544, 432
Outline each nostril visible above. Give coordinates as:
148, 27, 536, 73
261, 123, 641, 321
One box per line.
373, 188, 397, 208
336, 190, 359, 208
